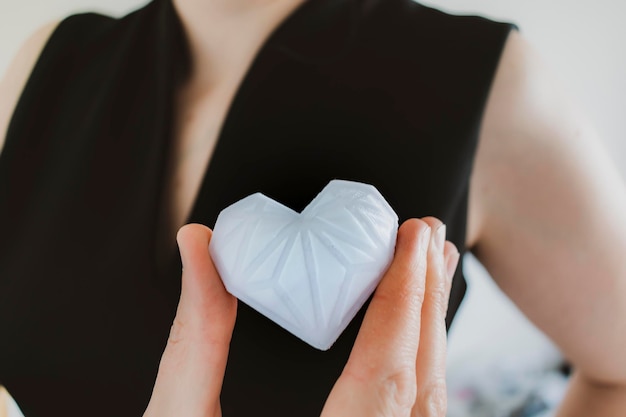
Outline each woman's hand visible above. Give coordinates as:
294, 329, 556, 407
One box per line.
321, 218, 459, 417
144, 224, 237, 417
144, 217, 460, 417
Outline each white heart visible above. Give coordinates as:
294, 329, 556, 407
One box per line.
209, 179, 399, 350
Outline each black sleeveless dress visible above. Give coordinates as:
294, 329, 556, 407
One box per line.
0, 0, 517, 415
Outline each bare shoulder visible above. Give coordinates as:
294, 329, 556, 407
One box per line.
467, 29, 626, 383
0, 20, 60, 155
466, 31, 573, 247
467, 28, 597, 248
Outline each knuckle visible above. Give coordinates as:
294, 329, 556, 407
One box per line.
403, 254, 428, 291
411, 279, 426, 306
377, 274, 425, 313
401, 249, 428, 285
342, 365, 418, 417
417, 380, 448, 417
159, 318, 189, 369
378, 368, 417, 415
427, 279, 450, 313
168, 317, 186, 346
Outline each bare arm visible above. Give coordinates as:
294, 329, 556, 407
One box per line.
0, 20, 59, 156
469, 29, 626, 414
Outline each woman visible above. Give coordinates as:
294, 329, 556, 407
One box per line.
1, 0, 625, 415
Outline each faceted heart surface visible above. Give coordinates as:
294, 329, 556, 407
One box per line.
209, 179, 399, 350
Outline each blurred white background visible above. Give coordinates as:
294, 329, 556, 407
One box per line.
1, 0, 625, 416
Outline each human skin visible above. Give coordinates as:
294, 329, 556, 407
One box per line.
144, 218, 460, 416
1, 0, 626, 415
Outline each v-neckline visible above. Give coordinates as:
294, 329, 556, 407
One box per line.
151, 0, 319, 288
150, 0, 359, 298
178, 0, 313, 221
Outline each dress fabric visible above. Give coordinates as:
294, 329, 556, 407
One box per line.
0, 0, 517, 415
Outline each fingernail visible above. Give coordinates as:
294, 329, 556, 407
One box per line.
446, 250, 460, 279
435, 224, 446, 252
420, 226, 432, 250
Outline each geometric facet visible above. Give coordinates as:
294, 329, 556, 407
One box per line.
209, 179, 399, 350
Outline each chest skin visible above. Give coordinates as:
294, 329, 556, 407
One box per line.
154, 0, 311, 266
154, 81, 232, 269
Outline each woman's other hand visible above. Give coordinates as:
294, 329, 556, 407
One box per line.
321, 218, 459, 417
144, 218, 460, 417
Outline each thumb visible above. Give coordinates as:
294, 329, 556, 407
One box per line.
144, 224, 237, 417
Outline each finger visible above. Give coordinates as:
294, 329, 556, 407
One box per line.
443, 241, 460, 307
144, 224, 237, 417
329, 219, 431, 416
176, 224, 237, 336
412, 218, 459, 417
